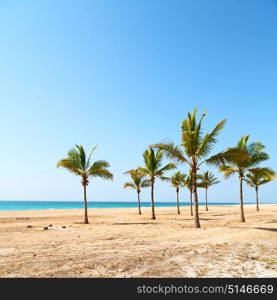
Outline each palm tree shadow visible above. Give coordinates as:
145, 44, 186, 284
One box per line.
254, 227, 277, 232
74, 222, 91, 225
211, 214, 228, 217
112, 222, 158, 225
229, 226, 277, 232
159, 213, 180, 216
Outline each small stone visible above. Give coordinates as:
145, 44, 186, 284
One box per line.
27, 225, 32, 228
43, 227, 48, 230
62, 226, 66, 229
49, 224, 53, 227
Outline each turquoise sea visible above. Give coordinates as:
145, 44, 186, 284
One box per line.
0, 201, 244, 211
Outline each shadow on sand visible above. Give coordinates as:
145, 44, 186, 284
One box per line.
112, 222, 158, 225
254, 227, 277, 232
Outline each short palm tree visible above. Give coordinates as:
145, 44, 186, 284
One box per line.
245, 167, 275, 211
183, 171, 203, 216
153, 109, 239, 228
219, 136, 269, 222
124, 168, 151, 215
198, 171, 220, 211
137, 147, 176, 220
57, 145, 113, 224
161, 171, 187, 214
184, 172, 194, 216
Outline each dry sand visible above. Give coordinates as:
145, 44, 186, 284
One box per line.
0, 204, 276, 278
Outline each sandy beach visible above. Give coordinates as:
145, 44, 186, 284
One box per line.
0, 204, 276, 278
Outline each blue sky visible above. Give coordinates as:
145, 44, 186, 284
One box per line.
0, 0, 276, 203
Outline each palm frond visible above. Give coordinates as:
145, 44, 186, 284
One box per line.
89, 167, 113, 180
141, 179, 151, 187
136, 167, 150, 176
245, 167, 276, 187
56, 158, 82, 175
86, 146, 97, 169
181, 110, 207, 158
198, 171, 220, 188
57, 146, 84, 175
164, 171, 187, 188
160, 176, 171, 182
218, 165, 238, 178
75, 145, 87, 170
237, 135, 250, 149
248, 142, 265, 155
57, 145, 113, 183
124, 168, 151, 190
204, 147, 248, 167
140, 147, 177, 180
143, 148, 162, 172
248, 167, 275, 178
88, 160, 113, 180
152, 143, 188, 164
196, 119, 226, 159
156, 163, 176, 176
88, 160, 111, 174
123, 182, 136, 189
247, 151, 269, 168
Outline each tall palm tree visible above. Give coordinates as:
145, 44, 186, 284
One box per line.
124, 168, 151, 215
57, 145, 113, 224
138, 147, 176, 220
198, 171, 220, 211
161, 171, 187, 214
219, 136, 269, 222
245, 167, 275, 211
153, 109, 239, 228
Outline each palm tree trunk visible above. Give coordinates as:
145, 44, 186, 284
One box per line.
255, 186, 259, 212
176, 187, 180, 214
192, 167, 200, 228
137, 190, 142, 215
83, 184, 89, 224
151, 179, 156, 220
205, 188, 208, 211
190, 189, 193, 216
239, 176, 245, 222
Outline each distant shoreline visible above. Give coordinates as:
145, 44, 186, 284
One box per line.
0, 200, 271, 212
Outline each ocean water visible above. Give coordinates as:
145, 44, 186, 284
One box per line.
0, 201, 241, 211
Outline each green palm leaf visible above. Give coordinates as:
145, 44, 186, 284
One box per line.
124, 182, 136, 189
196, 119, 226, 159
57, 145, 113, 224
152, 143, 189, 164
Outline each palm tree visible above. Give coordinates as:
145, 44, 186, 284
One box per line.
184, 172, 194, 216
124, 168, 151, 215
137, 147, 176, 220
57, 145, 113, 224
198, 171, 220, 211
153, 109, 239, 228
161, 171, 187, 214
245, 167, 275, 211
219, 135, 269, 222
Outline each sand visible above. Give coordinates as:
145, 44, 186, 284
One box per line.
0, 204, 276, 278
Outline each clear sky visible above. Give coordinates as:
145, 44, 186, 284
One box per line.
0, 0, 276, 203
